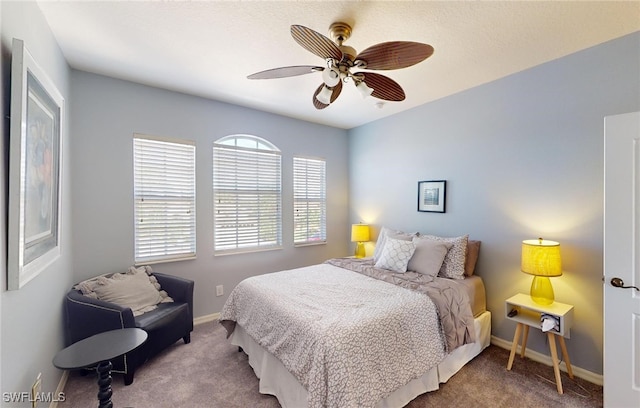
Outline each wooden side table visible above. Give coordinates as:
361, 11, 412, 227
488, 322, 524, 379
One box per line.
53, 328, 147, 408
504, 293, 574, 394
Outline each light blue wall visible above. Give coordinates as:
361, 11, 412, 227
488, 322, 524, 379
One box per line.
69, 71, 350, 319
348, 31, 640, 375
1, 1, 73, 405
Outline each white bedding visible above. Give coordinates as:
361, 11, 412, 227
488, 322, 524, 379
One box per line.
220, 264, 447, 408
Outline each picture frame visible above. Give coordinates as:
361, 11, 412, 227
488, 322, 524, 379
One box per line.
8, 39, 64, 290
417, 180, 446, 213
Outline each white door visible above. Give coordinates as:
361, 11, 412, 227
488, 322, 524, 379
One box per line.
604, 111, 640, 407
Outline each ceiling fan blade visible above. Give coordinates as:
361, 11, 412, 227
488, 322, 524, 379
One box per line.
247, 65, 323, 79
312, 81, 343, 110
356, 41, 434, 70
360, 72, 405, 101
291, 25, 343, 61
312, 86, 328, 109
330, 81, 343, 103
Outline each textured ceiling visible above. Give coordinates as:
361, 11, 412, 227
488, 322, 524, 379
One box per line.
37, 1, 640, 129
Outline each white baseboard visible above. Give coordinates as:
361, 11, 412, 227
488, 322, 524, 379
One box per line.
194, 312, 219, 326
49, 370, 68, 408
490, 335, 603, 386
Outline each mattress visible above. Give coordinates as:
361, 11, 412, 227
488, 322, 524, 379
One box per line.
457, 275, 487, 317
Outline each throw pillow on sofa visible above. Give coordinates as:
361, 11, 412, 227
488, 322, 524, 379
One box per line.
75, 265, 173, 316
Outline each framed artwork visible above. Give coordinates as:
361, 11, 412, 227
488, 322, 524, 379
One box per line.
8, 39, 64, 290
417, 180, 446, 213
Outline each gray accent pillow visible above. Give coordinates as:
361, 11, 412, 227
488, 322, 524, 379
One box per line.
408, 237, 453, 277
419, 234, 469, 279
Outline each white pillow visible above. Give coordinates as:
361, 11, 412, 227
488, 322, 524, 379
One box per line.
407, 237, 453, 277
374, 237, 416, 273
373, 227, 417, 263
419, 234, 469, 279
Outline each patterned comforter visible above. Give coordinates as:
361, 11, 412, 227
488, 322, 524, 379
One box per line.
219, 259, 475, 408
327, 257, 476, 352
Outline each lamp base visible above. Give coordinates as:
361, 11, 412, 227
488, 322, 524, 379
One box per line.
530, 276, 555, 305
354, 242, 365, 258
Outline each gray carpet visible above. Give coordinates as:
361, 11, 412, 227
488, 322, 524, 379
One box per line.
59, 322, 602, 408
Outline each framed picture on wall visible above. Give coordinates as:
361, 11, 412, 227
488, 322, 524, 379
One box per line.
417, 180, 446, 213
7, 38, 64, 290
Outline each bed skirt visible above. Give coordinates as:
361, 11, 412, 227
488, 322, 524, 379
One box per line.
229, 310, 491, 408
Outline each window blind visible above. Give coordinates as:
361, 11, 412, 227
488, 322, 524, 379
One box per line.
133, 135, 196, 263
293, 157, 326, 245
213, 137, 282, 253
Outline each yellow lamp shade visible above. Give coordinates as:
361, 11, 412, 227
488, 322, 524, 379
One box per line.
351, 224, 370, 258
351, 224, 370, 243
521, 238, 562, 305
521, 239, 562, 277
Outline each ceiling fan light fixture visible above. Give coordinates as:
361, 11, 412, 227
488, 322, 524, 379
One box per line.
322, 66, 341, 87
250, 23, 433, 109
356, 80, 374, 98
316, 85, 333, 105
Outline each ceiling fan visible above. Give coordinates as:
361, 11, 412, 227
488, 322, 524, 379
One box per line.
247, 22, 434, 109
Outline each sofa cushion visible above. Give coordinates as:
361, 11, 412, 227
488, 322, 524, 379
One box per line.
134, 302, 190, 332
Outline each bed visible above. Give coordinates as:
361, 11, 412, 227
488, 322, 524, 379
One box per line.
219, 230, 491, 408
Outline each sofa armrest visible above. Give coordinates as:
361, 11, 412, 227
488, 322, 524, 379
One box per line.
153, 273, 193, 305
64, 290, 136, 345
153, 272, 194, 321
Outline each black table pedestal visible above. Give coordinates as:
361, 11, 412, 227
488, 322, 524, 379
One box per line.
96, 361, 113, 408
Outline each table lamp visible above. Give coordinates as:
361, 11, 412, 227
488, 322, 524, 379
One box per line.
521, 238, 562, 305
351, 224, 370, 258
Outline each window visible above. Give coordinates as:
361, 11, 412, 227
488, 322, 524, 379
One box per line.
213, 135, 282, 254
293, 157, 326, 245
133, 134, 196, 264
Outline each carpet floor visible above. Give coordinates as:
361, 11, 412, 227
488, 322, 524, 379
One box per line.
59, 322, 602, 408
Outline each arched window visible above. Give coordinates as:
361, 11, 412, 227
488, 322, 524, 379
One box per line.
213, 135, 282, 253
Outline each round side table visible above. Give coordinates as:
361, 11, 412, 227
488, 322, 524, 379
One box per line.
53, 328, 147, 408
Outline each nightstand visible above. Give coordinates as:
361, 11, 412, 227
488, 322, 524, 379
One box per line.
505, 293, 574, 394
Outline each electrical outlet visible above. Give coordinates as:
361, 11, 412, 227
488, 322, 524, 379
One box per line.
216, 285, 224, 297
31, 372, 41, 408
